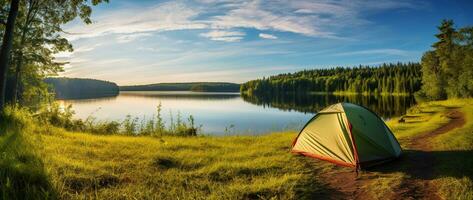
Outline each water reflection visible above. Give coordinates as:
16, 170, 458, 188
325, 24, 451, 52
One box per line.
59, 91, 312, 135
59, 91, 415, 135
119, 91, 240, 100
241, 93, 416, 119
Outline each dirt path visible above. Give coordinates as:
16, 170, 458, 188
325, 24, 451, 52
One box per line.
317, 109, 466, 200
395, 109, 465, 200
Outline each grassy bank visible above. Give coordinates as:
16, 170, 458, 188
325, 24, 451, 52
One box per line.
1, 109, 331, 199
1, 99, 472, 199
0, 107, 56, 199
40, 132, 329, 199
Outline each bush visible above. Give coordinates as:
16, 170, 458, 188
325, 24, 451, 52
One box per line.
0, 106, 32, 133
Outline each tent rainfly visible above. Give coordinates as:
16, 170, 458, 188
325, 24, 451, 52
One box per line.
291, 103, 402, 169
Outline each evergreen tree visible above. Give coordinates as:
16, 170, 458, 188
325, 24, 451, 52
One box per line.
432, 20, 457, 97
419, 20, 473, 99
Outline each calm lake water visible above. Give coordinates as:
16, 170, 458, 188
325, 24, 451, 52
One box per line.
58, 91, 415, 135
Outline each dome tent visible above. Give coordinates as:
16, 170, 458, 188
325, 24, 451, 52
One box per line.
291, 103, 402, 169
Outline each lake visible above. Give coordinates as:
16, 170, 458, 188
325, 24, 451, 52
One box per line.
58, 91, 416, 135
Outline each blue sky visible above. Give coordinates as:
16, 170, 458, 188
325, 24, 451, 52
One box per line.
55, 0, 473, 85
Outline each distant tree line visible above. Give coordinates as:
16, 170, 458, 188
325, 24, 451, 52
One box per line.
241, 62, 422, 96
189, 83, 240, 92
120, 82, 240, 92
417, 20, 473, 100
45, 77, 118, 99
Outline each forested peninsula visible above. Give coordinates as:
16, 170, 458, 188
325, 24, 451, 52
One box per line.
45, 77, 119, 99
240, 62, 422, 96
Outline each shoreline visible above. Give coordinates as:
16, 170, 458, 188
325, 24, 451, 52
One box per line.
1, 98, 472, 199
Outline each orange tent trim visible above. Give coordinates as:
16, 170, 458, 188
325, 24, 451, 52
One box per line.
291, 150, 356, 168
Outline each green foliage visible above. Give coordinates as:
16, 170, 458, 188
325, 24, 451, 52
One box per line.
419, 51, 446, 100
0, 0, 108, 109
190, 83, 240, 92
36, 104, 81, 130
241, 62, 421, 96
44, 77, 119, 99
419, 20, 473, 100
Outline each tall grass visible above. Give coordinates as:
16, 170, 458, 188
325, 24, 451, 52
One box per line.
37, 102, 199, 136
38, 130, 333, 199
0, 106, 56, 199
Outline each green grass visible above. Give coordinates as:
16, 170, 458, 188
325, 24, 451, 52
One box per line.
1, 108, 333, 199
429, 99, 473, 200
1, 99, 473, 199
0, 107, 56, 199
386, 102, 450, 141
39, 131, 340, 199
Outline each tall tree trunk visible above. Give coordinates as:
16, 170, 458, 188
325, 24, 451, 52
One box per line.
11, 0, 37, 105
11, 51, 23, 104
0, 0, 20, 111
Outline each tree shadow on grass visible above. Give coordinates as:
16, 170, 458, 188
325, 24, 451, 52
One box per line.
365, 149, 473, 180
0, 130, 57, 199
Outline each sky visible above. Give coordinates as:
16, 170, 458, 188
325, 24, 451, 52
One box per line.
55, 0, 473, 85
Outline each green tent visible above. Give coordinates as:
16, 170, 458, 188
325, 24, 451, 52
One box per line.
291, 103, 402, 168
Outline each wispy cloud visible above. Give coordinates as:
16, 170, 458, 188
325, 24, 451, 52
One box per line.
208, 1, 334, 38
203, 0, 421, 38
63, 1, 208, 41
259, 33, 277, 39
116, 33, 153, 43
64, 0, 423, 42
200, 30, 245, 42
59, 0, 430, 84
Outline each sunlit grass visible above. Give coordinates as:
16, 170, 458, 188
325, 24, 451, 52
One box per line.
385, 103, 449, 142
36, 129, 330, 199
1, 99, 473, 199
429, 99, 473, 200
0, 107, 56, 199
